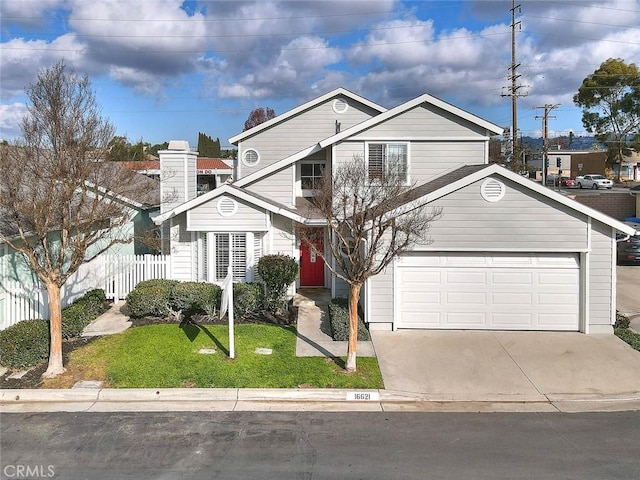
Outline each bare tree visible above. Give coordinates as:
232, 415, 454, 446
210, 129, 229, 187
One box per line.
243, 107, 276, 131
298, 156, 441, 372
0, 62, 154, 377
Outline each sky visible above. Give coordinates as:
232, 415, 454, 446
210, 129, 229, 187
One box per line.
1, 0, 639, 149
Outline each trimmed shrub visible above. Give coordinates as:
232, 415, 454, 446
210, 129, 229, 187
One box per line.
0, 319, 50, 368
134, 279, 180, 291
615, 311, 630, 329
169, 282, 221, 316
328, 298, 370, 341
125, 284, 173, 318
61, 289, 110, 339
232, 282, 263, 318
257, 254, 298, 313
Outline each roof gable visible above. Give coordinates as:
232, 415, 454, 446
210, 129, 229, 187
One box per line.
319, 93, 503, 148
398, 164, 636, 236
228, 88, 387, 145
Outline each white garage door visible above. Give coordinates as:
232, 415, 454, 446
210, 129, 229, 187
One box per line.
397, 253, 580, 331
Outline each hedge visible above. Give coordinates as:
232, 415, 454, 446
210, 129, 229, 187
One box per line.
170, 282, 221, 316
0, 319, 50, 369
232, 282, 264, 318
61, 289, 109, 339
327, 298, 370, 341
0, 289, 109, 369
125, 282, 176, 318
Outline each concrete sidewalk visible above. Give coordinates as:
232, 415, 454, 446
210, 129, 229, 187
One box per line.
81, 301, 130, 337
294, 289, 375, 357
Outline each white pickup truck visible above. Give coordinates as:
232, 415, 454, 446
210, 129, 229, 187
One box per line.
575, 174, 613, 189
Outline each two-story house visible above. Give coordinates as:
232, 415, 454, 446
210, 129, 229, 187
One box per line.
154, 88, 636, 335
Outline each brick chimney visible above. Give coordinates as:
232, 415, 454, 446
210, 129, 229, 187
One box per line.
159, 140, 198, 213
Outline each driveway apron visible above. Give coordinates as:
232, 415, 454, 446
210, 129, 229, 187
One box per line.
371, 330, 640, 402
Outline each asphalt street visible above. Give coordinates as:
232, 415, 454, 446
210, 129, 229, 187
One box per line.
2, 411, 639, 479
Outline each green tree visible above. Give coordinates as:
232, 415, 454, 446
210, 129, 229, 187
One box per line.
197, 132, 221, 157
148, 142, 169, 157
574, 58, 640, 182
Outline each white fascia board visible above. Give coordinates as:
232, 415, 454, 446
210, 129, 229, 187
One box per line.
154, 183, 309, 225
234, 144, 322, 187
319, 94, 503, 149
228, 88, 387, 145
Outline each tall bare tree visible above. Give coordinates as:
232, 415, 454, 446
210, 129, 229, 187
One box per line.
298, 156, 441, 372
243, 107, 276, 131
0, 62, 153, 377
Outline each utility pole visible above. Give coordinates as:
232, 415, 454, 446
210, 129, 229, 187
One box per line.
535, 104, 559, 187
501, 0, 526, 171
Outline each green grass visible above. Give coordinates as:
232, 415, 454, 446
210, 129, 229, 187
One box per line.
615, 328, 640, 352
52, 324, 383, 389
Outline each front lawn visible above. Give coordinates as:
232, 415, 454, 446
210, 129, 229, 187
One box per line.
42, 323, 383, 389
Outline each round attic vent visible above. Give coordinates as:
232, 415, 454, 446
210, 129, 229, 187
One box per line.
480, 178, 506, 202
217, 197, 238, 217
332, 98, 349, 114
242, 149, 260, 167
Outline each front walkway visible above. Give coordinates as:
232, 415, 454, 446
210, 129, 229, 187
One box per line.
294, 289, 375, 357
81, 301, 131, 337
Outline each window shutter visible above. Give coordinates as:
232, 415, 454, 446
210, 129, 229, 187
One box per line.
368, 144, 384, 180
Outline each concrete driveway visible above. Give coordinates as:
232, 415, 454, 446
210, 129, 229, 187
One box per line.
371, 265, 640, 404
370, 330, 640, 404
617, 265, 640, 331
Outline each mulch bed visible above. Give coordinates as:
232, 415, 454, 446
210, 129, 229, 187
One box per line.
0, 307, 298, 390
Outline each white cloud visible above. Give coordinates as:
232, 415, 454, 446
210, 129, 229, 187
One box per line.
0, 103, 27, 140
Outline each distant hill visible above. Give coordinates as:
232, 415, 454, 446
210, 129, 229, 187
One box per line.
520, 136, 605, 152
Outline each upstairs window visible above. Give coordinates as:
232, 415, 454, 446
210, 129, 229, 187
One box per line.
300, 162, 325, 196
367, 143, 408, 184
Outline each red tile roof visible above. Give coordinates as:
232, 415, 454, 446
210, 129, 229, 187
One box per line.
116, 158, 232, 172
197, 158, 232, 170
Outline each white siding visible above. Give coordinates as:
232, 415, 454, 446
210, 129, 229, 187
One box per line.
169, 214, 195, 281
589, 221, 615, 330
368, 263, 393, 325
425, 177, 589, 251
245, 165, 295, 207
188, 195, 269, 231
271, 215, 295, 257
409, 142, 485, 184
351, 104, 489, 138
238, 97, 380, 177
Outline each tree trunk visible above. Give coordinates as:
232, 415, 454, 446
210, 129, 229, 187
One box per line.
42, 282, 66, 378
345, 283, 362, 373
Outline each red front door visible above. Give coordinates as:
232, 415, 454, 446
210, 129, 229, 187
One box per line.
300, 230, 324, 287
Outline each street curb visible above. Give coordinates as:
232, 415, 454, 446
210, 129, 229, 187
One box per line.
2, 388, 640, 413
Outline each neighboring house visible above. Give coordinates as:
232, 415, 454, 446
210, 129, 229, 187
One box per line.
528, 149, 608, 181
118, 157, 233, 193
0, 169, 160, 329
154, 87, 637, 335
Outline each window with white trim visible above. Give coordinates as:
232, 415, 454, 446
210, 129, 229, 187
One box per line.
366, 142, 408, 184
201, 232, 263, 282
300, 162, 325, 196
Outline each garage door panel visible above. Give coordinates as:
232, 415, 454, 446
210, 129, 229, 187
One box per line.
444, 312, 486, 326
492, 272, 533, 285
446, 271, 486, 284
446, 292, 486, 305
492, 292, 532, 305
397, 253, 579, 331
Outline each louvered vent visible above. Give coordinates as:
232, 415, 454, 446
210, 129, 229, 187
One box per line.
480, 178, 506, 202
332, 98, 349, 114
217, 197, 238, 217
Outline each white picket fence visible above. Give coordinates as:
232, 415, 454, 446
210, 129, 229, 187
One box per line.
0, 254, 171, 330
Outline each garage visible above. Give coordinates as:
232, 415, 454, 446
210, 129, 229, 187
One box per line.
396, 253, 580, 331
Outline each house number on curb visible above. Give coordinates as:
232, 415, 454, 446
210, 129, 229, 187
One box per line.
346, 392, 380, 401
